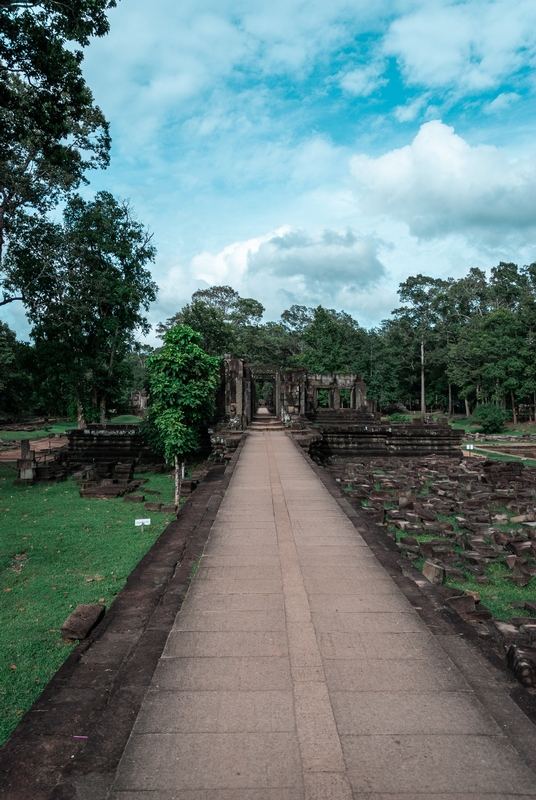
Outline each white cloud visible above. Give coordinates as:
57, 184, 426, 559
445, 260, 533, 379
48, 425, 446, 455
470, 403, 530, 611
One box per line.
483, 91, 521, 114
384, 0, 536, 93
350, 120, 536, 239
339, 64, 388, 97
186, 225, 385, 292
393, 95, 428, 122
190, 227, 291, 284
246, 227, 386, 290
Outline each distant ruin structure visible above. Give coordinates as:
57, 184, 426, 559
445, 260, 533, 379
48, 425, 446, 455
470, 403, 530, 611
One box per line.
214, 358, 462, 459
215, 358, 377, 428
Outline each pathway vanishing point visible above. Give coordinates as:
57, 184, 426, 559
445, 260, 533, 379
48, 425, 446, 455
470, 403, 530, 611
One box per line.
111, 427, 536, 799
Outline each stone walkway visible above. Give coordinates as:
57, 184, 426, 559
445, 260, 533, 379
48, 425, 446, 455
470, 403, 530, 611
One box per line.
111, 432, 536, 799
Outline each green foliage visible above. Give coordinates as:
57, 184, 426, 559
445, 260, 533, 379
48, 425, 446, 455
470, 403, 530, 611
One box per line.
143, 326, 220, 463
388, 412, 412, 422
3, 192, 157, 421
0, 322, 35, 413
471, 403, 509, 433
297, 306, 368, 373
0, 464, 176, 745
0, 1, 114, 262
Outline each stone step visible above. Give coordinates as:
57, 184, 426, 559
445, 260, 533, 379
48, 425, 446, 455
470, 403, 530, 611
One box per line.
249, 421, 286, 430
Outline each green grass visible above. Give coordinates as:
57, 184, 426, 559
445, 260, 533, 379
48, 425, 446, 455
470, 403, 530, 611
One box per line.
0, 463, 178, 745
0, 416, 141, 442
470, 449, 536, 467
0, 422, 79, 441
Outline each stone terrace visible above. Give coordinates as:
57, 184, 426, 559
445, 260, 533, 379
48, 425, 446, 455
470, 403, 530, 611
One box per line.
109, 432, 536, 799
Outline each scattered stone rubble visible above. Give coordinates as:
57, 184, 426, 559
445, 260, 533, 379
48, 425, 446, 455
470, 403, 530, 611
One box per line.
326, 454, 536, 689
75, 460, 208, 510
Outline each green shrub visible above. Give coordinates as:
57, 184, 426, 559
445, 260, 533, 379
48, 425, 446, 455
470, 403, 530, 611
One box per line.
472, 403, 509, 434
389, 413, 412, 422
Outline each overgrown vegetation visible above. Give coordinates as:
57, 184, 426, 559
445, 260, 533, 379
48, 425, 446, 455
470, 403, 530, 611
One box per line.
471, 403, 509, 434
0, 463, 178, 746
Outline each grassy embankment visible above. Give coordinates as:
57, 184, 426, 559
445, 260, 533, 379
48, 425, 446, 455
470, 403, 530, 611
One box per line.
0, 459, 178, 746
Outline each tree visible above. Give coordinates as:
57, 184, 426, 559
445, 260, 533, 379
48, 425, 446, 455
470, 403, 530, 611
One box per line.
143, 326, 220, 503
395, 275, 450, 414
296, 306, 368, 374
156, 285, 266, 362
0, 0, 115, 264
472, 403, 509, 434
157, 300, 236, 356
0, 320, 34, 414
2, 191, 157, 423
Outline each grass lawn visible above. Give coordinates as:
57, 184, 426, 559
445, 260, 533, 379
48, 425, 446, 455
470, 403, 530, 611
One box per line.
0, 422, 79, 441
0, 415, 140, 442
0, 462, 178, 746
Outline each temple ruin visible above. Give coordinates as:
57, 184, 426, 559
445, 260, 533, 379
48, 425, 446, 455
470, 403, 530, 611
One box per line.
213, 357, 463, 459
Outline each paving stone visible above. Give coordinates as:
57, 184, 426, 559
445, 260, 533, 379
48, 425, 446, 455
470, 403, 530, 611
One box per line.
109, 432, 536, 799
341, 733, 536, 795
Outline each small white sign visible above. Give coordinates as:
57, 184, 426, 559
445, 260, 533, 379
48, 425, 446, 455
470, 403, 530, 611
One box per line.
466, 444, 474, 450
135, 518, 151, 527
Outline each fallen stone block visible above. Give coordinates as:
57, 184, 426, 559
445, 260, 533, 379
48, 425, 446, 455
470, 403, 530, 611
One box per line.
123, 494, 145, 503
506, 644, 536, 687
61, 604, 105, 641
422, 560, 444, 585
144, 501, 163, 511
445, 594, 476, 615
161, 504, 179, 514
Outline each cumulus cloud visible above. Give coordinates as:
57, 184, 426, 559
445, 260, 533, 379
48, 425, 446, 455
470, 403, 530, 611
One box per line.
339, 63, 388, 97
384, 0, 536, 93
188, 225, 385, 296
393, 95, 428, 122
245, 227, 386, 292
350, 120, 536, 239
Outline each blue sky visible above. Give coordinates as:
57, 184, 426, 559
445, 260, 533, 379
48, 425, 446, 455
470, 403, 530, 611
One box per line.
6, 0, 536, 341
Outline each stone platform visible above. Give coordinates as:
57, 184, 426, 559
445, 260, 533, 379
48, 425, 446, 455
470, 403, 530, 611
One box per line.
109, 431, 536, 799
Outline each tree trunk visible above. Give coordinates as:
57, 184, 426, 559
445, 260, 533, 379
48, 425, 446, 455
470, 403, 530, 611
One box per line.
511, 389, 517, 425
77, 402, 86, 429
464, 397, 470, 418
420, 338, 425, 415
99, 397, 106, 426
448, 383, 452, 416
174, 455, 182, 506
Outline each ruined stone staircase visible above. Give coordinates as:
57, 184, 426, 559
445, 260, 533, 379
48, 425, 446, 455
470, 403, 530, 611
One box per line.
248, 408, 286, 431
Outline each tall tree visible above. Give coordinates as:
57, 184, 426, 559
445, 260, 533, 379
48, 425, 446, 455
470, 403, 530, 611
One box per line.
2, 191, 157, 423
296, 306, 368, 374
143, 326, 220, 503
0, 0, 115, 264
396, 275, 450, 413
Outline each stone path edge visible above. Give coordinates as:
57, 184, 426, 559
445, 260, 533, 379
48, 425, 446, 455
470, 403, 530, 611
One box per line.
0, 436, 247, 800
287, 434, 536, 774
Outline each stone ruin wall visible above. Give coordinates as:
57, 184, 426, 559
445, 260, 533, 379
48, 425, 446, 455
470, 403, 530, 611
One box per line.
213, 358, 463, 461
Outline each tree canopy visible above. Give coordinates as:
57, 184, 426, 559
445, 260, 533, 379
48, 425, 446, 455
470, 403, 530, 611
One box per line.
2, 191, 157, 423
154, 265, 536, 421
0, 0, 115, 262
143, 325, 220, 502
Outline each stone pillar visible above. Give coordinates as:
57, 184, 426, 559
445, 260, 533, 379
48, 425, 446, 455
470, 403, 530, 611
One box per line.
17, 439, 36, 484
333, 388, 341, 410
236, 376, 243, 421
275, 370, 281, 418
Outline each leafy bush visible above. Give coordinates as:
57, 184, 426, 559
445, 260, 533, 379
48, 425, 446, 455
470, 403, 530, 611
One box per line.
389, 413, 412, 422
472, 403, 509, 434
